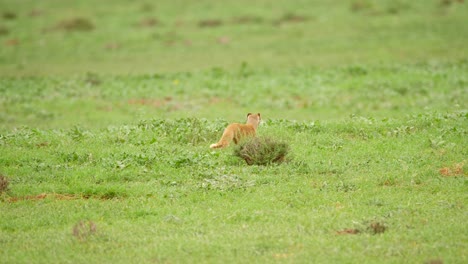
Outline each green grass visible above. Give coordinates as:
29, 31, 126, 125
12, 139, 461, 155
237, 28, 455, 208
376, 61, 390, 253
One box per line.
1, 0, 468, 263
1, 62, 467, 130
1, 65, 467, 263
0, 110, 467, 263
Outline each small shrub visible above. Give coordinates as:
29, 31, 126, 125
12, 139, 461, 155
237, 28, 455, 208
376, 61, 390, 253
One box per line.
0, 175, 9, 192
234, 137, 289, 165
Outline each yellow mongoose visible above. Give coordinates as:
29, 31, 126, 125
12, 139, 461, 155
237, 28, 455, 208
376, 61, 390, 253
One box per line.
210, 113, 261, 149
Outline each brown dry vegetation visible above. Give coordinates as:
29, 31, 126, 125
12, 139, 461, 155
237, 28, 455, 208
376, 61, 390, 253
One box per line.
0, 175, 9, 193
439, 162, 465, 177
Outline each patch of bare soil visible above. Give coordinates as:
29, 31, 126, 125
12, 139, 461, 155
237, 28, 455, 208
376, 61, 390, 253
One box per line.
439, 162, 465, 177
4, 38, 19, 46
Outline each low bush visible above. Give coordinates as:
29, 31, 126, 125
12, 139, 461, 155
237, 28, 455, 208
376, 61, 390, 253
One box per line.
233, 137, 289, 165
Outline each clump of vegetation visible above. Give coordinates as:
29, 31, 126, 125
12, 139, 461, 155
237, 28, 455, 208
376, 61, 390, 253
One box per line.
234, 137, 289, 165
2, 12, 17, 20
55, 17, 94, 32
0, 175, 9, 193
368, 221, 387, 234
72, 220, 97, 241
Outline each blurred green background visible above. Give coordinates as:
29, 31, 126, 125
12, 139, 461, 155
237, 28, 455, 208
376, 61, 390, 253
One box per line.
1, 0, 467, 76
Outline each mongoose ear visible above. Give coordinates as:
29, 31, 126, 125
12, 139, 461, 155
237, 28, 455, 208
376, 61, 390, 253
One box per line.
247, 113, 252, 117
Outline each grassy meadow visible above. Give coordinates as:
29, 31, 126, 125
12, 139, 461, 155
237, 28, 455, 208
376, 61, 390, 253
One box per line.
1, 0, 467, 263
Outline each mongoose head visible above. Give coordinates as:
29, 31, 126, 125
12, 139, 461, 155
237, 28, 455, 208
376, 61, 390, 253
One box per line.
246, 113, 261, 127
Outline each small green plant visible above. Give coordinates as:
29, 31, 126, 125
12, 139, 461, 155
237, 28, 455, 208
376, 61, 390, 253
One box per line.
233, 137, 289, 165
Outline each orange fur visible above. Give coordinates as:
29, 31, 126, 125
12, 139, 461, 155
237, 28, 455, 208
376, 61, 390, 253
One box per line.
210, 113, 261, 149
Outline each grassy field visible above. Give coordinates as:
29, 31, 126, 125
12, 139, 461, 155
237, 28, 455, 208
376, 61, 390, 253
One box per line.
0, 0, 467, 75
1, 0, 467, 263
